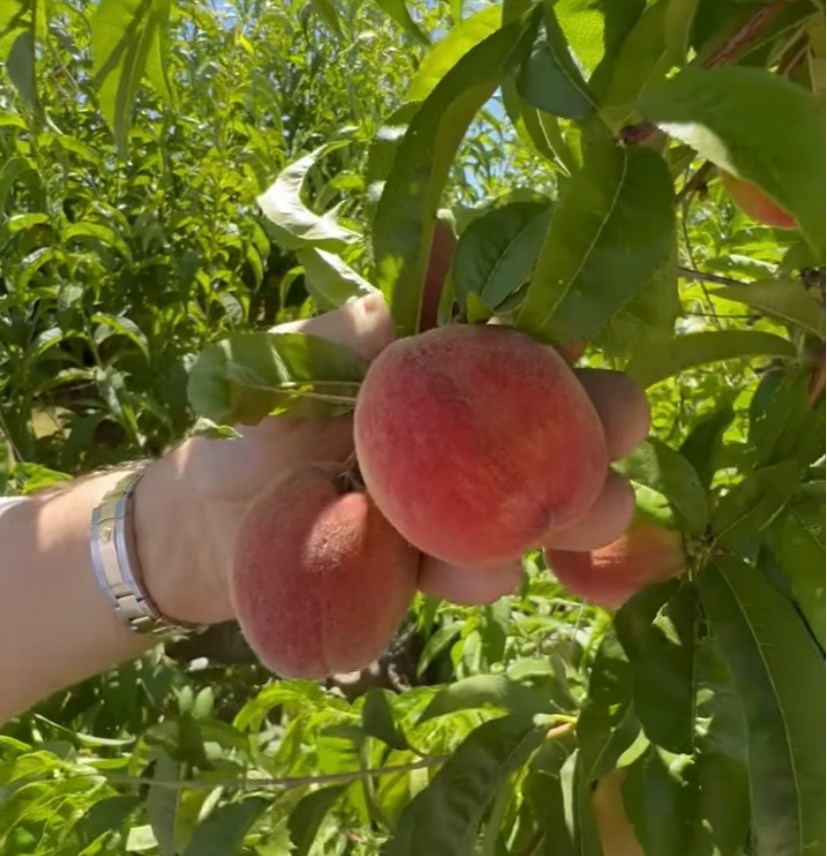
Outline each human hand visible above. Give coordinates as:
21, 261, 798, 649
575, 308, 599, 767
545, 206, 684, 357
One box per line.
134, 293, 649, 626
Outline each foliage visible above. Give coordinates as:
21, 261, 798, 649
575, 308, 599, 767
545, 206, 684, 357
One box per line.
2, 0, 825, 853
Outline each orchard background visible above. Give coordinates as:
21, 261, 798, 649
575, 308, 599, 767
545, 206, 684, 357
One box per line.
0, 0, 824, 853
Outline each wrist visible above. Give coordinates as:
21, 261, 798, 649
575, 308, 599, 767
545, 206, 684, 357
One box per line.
133, 444, 234, 626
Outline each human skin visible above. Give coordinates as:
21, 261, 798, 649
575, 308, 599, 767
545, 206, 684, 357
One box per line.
0, 293, 649, 722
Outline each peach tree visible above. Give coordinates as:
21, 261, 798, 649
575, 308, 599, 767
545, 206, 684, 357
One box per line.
1, 0, 824, 854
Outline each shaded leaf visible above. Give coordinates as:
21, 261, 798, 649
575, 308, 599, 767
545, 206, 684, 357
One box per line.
710, 280, 825, 341
517, 137, 675, 344
711, 459, 801, 549
419, 675, 552, 723
626, 330, 795, 388
664, 0, 701, 66
780, 482, 826, 649
296, 248, 376, 309
181, 798, 269, 856
642, 66, 826, 260
451, 200, 551, 311
516, 9, 596, 120
699, 557, 825, 856
615, 581, 697, 753
679, 404, 735, 489
616, 438, 707, 535
362, 690, 409, 751
288, 786, 347, 856
384, 715, 545, 855
187, 332, 367, 425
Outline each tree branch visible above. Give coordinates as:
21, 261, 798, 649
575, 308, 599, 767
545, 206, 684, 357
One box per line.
676, 161, 714, 204
677, 266, 748, 287
700, 3, 786, 68
77, 754, 452, 792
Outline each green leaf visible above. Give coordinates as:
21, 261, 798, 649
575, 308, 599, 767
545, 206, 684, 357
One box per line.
416, 621, 463, 677
616, 438, 707, 535
779, 482, 826, 650
602, 0, 669, 113
147, 754, 181, 856
694, 637, 751, 856
257, 142, 360, 251
6, 30, 35, 107
699, 557, 825, 856
516, 137, 675, 344
596, 237, 679, 356
622, 746, 702, 856
372, 9, 540, 337
296, 248, 377, 309
307, 0, 344, 40
288, 786, 347, 856
187, 332, 367, 425
419, 676, 552, 723
626, 330, 795, 388
748, 367, 823, 469
679, 404, 735, 490
515, 9, 596, 120
664, 0, 700, 66
362, 690, 409, 751
384, 715, 546, 855
406, 5, 501, 102
181, 798, 269, 856
90, 0, 172, 154
372, 0, 430, 46
641, 66, 826, 260
711, 459, 802, 549
451, 200, 551, 311
615, 581, 697, 754
710, 280, 826, 341
577, 632, 637, 783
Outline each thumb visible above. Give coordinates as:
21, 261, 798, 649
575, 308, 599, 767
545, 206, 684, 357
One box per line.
275, 292, 395, 361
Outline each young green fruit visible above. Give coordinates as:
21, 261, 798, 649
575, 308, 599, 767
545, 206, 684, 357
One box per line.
354, 324, 608, 567
231, 466, 418, 678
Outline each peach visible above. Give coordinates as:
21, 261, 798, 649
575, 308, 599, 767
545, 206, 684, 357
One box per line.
419, 220, 456, 332
231, 466, 418, 678
544, 518, 686, 609
418, 555, 523, 605
720, 171, 796, 229
354, 324, 609, 567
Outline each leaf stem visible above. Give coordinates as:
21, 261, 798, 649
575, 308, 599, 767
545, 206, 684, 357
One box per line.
677, 266, 748, 287
75, 754, 452, 792
675, 161, 714, 204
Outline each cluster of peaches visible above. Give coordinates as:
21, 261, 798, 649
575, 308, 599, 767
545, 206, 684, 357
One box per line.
230, 323, 685, 678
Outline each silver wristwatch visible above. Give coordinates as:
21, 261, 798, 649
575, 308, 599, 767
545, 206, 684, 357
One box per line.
90, 468, 202, 637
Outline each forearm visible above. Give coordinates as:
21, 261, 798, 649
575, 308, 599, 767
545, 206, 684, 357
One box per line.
0, 471, 153, 722
0, 448, 209, 723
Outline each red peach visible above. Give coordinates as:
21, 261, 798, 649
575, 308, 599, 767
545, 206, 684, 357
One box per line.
354, 324, 609, 567
231, 466, 418, 678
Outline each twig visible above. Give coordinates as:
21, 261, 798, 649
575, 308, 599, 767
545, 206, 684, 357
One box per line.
700, 3, 786, 68
676, 161, 714, 204
623, 3, 787, 145
677, 266, 748, 287
777, 35, 809, 78
73, 754, 452, 792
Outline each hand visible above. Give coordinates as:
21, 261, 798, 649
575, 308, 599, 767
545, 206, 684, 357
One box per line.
135, 293, 649, 625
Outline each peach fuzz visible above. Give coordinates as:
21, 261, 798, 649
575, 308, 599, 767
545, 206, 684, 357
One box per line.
354, 324, 609, 567
231, 466, 418, 678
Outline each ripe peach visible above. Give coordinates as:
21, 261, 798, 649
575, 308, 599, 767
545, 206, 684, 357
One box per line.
231, 466, 418, 678
419, 220, 456, 332
720, 171, 796, 229
544, 518, 686, 609
418, 555, 523, 605
354, 324, 609, 567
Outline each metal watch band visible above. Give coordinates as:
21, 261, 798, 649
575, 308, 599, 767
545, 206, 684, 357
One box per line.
90, 468, 202, 636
